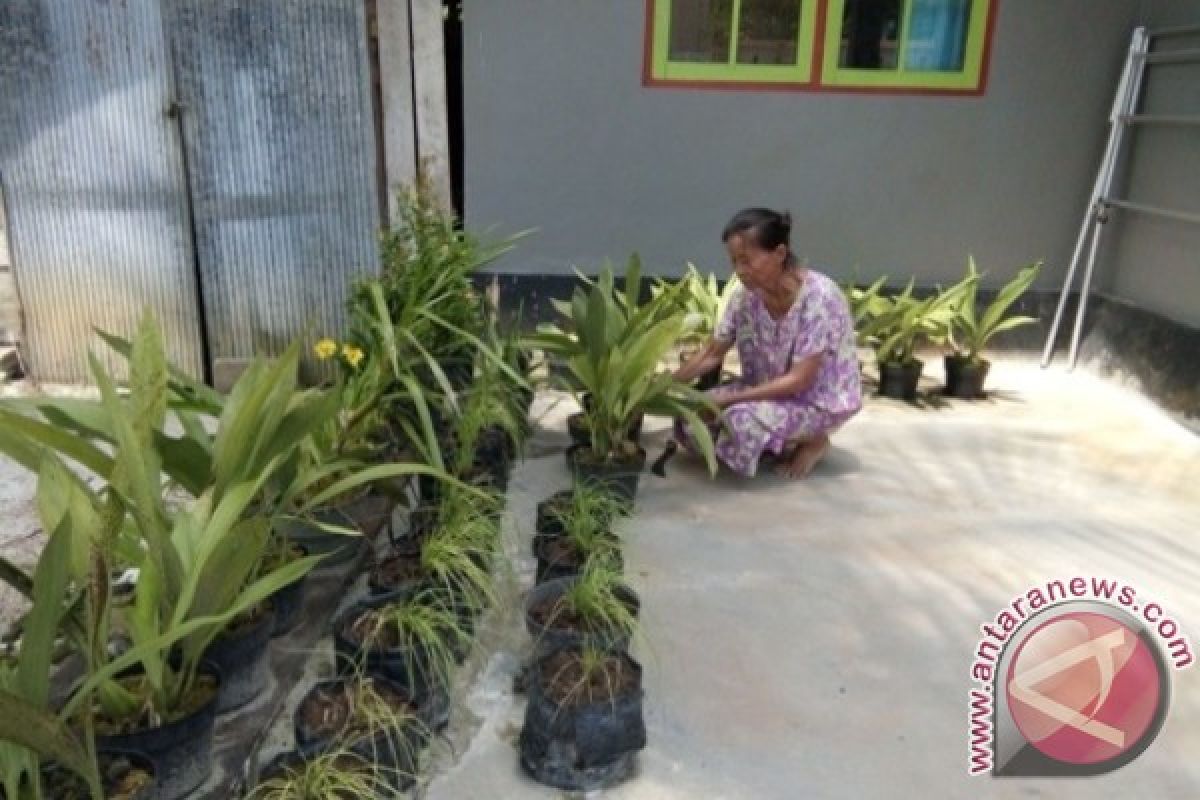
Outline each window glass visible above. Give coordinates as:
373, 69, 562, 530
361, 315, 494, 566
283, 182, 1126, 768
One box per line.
905, 0, 971, 71
737, 0, 802, 65
669, 0, 735, 63
838, 0, 902, 70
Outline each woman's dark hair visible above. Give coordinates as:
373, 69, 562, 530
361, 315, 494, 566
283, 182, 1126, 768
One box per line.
721, 208, 794, 263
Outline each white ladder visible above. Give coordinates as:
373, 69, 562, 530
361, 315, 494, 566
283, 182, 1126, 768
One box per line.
1041, 24, 1200, 369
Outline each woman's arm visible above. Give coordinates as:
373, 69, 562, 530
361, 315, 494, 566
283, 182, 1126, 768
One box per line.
715, 353, 822, 407
673, 337, 732, 383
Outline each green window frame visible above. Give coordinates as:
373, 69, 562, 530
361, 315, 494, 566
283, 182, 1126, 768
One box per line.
821, 0, 992, 90
646, 0, 995, 93
650, 0, 820, 84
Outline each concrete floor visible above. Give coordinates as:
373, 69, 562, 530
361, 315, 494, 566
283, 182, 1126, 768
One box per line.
426, 358, 1200, 799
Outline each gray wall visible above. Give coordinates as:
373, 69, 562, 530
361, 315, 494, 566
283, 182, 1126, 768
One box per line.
1100, 0, 1200, 327
0, 186, 17, 345
464, 0, 1141, 289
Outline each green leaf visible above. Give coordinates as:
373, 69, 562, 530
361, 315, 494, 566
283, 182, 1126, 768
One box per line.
0, 692, 101, 799
14, 516, 72, 710
0, 408, 115, 479
979, 262, 1041, 340
305, 463, 457, 511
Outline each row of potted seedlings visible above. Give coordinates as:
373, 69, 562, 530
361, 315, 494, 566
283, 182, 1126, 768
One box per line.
515, 257, 724, 791
249, 186, 533, 797
847, 258, 1043, 401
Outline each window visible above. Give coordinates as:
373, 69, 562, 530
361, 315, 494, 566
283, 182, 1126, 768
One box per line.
653, 0, 819, 83
646, 0, 995, 93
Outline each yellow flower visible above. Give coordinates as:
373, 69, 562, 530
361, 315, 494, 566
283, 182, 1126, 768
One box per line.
342, 344, 364, 368
313, 338, 338, 360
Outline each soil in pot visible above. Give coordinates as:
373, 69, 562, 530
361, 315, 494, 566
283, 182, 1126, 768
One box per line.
878, 359, 923, 401
294, 677, 429, 789
944, 355, 991, 399
566, 445, 646, 505
524, 577, 640, 656
204, 603, 275, 713
39, 751, 156, 800
519, 647, 646, 791
92, 668, 220, 800
533, 534, 622, 585
368, 551, 427, 597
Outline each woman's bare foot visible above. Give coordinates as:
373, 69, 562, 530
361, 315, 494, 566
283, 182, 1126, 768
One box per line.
777, 435, 830, 478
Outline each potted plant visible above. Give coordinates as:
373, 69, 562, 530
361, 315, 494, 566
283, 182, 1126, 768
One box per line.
292, 674, 428, 791
524, 558, 640, 658
869, 278, 972, 401
369, 484, 501, 610
532, 486, 626, 585
944, 259, 1042, 398
530, 259, 718, 502
519, 644, 646, 791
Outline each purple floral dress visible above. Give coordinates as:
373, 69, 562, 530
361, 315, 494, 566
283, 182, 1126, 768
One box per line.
679, 270, 862, 477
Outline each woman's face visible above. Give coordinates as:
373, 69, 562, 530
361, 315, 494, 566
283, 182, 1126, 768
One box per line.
726, 233, 787, 291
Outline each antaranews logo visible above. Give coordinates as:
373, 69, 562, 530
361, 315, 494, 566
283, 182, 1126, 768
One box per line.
967, 577, 1192, 777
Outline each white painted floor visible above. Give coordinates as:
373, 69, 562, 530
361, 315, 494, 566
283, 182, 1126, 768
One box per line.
426, 359, 1200, 799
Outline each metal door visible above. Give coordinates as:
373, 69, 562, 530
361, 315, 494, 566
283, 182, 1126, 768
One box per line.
0, 0, 207, 381
169, 0, 382, 385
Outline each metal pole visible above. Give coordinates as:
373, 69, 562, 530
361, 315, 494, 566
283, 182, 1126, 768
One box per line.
1063, 28, 1148, 370
1067, 208, 1108, 370
1146, 24, 1200, 38
1041, 28, 1144, 368
1102, 198, 1200, 226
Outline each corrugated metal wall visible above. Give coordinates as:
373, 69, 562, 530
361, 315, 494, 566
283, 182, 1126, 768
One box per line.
170, 0, 382, 382
0, 0, 207, 382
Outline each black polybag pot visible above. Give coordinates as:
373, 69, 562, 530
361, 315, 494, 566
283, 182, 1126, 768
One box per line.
566, 445, 646, 505
93, 663, 221, 800
331, 594, 453, 732
276, 511, 365, 570
204, 606, 275, 713
293, 677, 430, 791
944, 355, 990, 399
519, 649, 646, 791
535, 490, 574, 538
267, 548, 309, 637
524, 576, 640, 657
878, 359, 923, 401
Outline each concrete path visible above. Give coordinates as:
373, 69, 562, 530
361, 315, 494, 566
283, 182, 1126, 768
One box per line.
426, 359, 1200, 799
